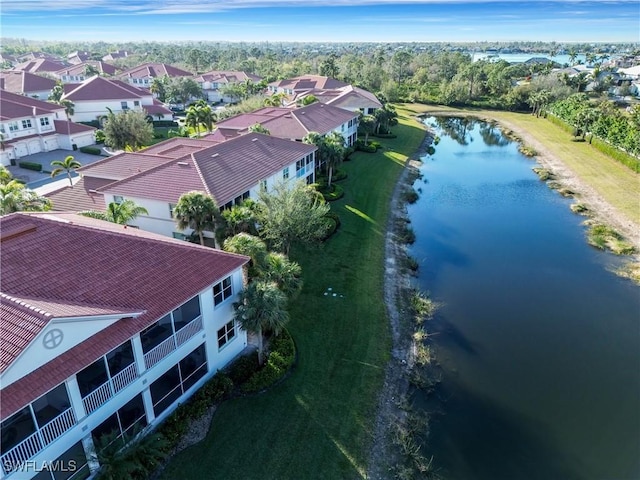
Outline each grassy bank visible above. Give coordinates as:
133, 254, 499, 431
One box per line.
159, 110, 428, 479
402, 103, 640, 227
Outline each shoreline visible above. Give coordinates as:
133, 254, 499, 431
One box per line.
367, 106, 639, 478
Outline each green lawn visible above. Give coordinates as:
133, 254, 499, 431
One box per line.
401, 103, 640, 227
159, 111, 428, 479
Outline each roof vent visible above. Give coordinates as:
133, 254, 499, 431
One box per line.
88, 189, 98, 193
211, 153, 219, 158
177, 161, 189, 166
1, 224, 37, 243
252, 138, 258, 142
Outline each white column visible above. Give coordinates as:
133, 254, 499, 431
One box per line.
131, 335, 146, 375
65, 377, 86, 420
141, 388, 155, 424
81, 436, 100, 474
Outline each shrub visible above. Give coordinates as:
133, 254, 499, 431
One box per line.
355, 139, 377, 153
18, 161, 42, 172
227, 353, 260, 384
79, 146, 101, 155
532, 167, 552, 181
332, 168, 348, 182
402, 188, 419, 204
95, 130, 106, 144
79, 120, 101, 128
320, 183, 344, 202
153, 120, 179, 128
241, 329, 295, 393
321, 216, 338, 240
398, 224, 416, 244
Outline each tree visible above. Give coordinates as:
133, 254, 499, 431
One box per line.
0, 180, 51, 214
220, 200, 257, 238
80, 199, 148, 225
248, 123, 270, 135
50, 155, 81, 187
262, 252, 303, 298
320, 53, 339, 78
167, 77, 202, 106
359, 114, 376, 145
103, 108, 153, 151
49, 82, 64, 103
223, 232, 268, 279
91, 429, 167, 480
298, 94, 317, 106
150, 76, 169, 102
233, 280, 289, 364
256, 179, 330, 254
323, 131, 346, 188
263, 92, 287, 107
185, 104, 202, 137
173, 191, 219, 246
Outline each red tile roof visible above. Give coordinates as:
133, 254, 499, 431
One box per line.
269, 75, 348, 91
11, 58, 68, 74
76, 152, 174, 180
55, 61, 119, 77
140, 137, 220, 158
0, 71, 57, 95
119, 63, 193, 79
143, 100, 173, 117
0, 90, 64, 121
53, 119, 96, 135
61, 77, 152, 102
0, 212, 249, 419
101, 133, 316, 206
196, 70, 262, 84
46, 176, 111, 212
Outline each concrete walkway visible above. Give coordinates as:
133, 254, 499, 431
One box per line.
7, 147, 109, 188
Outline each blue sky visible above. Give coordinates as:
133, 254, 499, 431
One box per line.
1, 1, 638, 43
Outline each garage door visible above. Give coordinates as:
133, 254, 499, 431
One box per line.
28, 141, 42, 155
45, 137, 59, 151
15, 144, 28, 158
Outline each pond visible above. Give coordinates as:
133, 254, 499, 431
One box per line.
408, 117, 640, 480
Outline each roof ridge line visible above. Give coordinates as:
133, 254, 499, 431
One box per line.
0, 292, 52, 317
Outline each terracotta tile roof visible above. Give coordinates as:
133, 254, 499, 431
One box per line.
0, 212, 249, 419
143, 101, 173, 116
101, 133, 316, 206
0, 71, 57, 95
141, 137, 220, 158
55, 61, 119, 77
0, 90, 63, 120
196, 70, 262, 84
11, 58, 68, 74
290, 102, 358, 134
293, 85, 382, 111
269, 75, 348, 91
215, 103, 357, 139
0, 293, 140, 374
53, 119, 96, 135
119, 63, 193, 79
61, 77, 150, 102
202, 128, 241, 143
46, 176, 111, 212
76, 152, 174, 180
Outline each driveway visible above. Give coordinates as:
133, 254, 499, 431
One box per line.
6, 147, 109, 188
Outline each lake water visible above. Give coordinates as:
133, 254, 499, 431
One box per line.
472, 52, 587, 65
408, 117, 640, 480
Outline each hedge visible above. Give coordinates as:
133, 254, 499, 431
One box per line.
153, 121, 179, 128
240, 329, 296, 394
79, 146, 102, 155
18, 162, 42, 172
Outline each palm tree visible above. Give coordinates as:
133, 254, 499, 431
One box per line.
197, 103, 216, 133
185, 105, 201, 137
0, 180, 51, 214
173, 191, 219, 246
233, 280, 289, 364
324, 132, 346, 188
80, 200, 148, 225
262, 252, 303, 298
50, 155, 81, 187
263, 92, 287, 107
223, 233, 268, 279
221, 201, 257, 237
248, 123, 270, 135
359, 114, 376, 145
302, 131, 328, 170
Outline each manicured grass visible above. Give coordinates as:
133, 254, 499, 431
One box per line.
403, 103, 640, 226
159, 111, 428, 479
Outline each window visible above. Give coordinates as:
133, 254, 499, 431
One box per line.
169, 203, 176, 218
179, 344, 207, 391
260, 179, 267, 191
140, 314, 173, 353
106, 340, 135, 377
113, 195, 124, 205
22, 119, 32, 129
150, 365, 181, 416
217, 321, 236, 349
213, 276, 232, 306
76, 358, 108, 397
35, 441, 90, 480
8, 122, 18, 132
121, 101, 128, 110
282, 167, 289, 180
133, 100, 140, 107
0, 407, 36, 456
31, 384, 71, 428
91, 394, 147, 446
0, 124, 5, 134
40, 117, 50, 127
172, 295, 201, 332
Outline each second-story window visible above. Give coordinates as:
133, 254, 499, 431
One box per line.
121, 101, 128, 110
213, 276, 232, 306
134, 101, 140, 107
113, 196, 124, 205
282, 167, 289, 180
40, 117, 50, 127
8, 122, 18, 132
169, 203, 176, 218
21, 119, 32, 129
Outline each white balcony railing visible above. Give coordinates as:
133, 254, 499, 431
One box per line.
143, 316, 203, 370
82, 362, 139, 415
1, 408, 76, 475
296, 166, 307, 178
